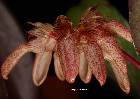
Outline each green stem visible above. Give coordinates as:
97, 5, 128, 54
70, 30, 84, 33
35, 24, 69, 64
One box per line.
122, 49, 140, 69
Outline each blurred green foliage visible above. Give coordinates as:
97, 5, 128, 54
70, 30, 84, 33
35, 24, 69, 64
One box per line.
66, 0, 140, 98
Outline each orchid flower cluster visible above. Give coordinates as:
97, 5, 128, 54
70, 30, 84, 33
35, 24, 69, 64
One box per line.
1, 7, 137, 94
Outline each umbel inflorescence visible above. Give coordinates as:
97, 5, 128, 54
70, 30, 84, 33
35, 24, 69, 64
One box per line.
1, 6, 134, 94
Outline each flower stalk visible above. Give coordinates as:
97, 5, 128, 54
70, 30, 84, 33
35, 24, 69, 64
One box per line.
122, 49, 140, 69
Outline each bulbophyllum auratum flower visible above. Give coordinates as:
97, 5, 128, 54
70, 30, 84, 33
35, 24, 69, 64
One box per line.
1, 15, 79, 85
1, 6, 139, 94
76, 7, 133, 93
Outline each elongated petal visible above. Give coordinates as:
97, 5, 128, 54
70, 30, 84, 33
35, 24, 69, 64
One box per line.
1, 44, 29, 79
1, 35, 56, 81
82, 42, 106, 86
79, 51, 92, 83
57, 35, 79, 83
1, 38, 47, 80
33, 52, 52, 86
54, 53, 65, 81
55, 15, 79, 83
106, 51, 130, 94
109, 59, 130, 94
106, 20, 133, 43
98, 37, 130, 93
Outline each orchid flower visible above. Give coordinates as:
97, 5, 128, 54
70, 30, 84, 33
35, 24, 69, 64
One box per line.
1, 6, 139, 94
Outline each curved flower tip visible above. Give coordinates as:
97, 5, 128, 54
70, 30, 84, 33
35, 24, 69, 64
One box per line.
1, 44, 29, 80
32, 52, 52, 86
54, 53, 65, 81
105, 20, 133, 43
79, 51, 92, 84
109, 59, 130, 94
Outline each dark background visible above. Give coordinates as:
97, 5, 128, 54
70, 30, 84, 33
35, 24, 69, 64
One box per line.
3, 0, 128, 27
0, 0, 134, 99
